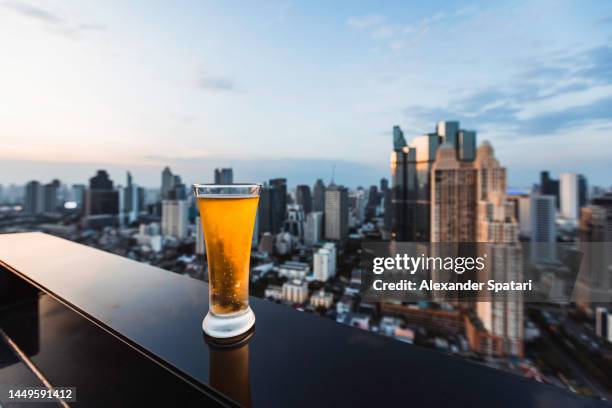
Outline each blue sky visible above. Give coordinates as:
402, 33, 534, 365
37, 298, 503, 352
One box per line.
1, 0, 611, 188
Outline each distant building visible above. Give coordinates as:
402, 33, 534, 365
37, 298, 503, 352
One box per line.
24, 180, 43, 215
71, 184, 86, 211
121, 171, 143, 225
195, 216, 205, 256
214, 168, 233, 184
282, 279, 308, 304
284, 204, 305, 241
430, 144, 477, 242
257, 179, 287, 235
312, 179, 326, 213
296, 185, 312, 215
349, 187, 367, 227
530, 194, 557, 263
161, 167, 186, 200
278, 261, 310, 280
42, 179, 60, 214
324, 184, 348, 241
560, 173, 579, 221
540, 171, 560, 208
162, 199, 189, 239
313, 244, 336, 282
86, 170, 119, 216
577, 193, 612, 312
310, 290, 334, 309
518, 195, 531, 236
304, 211, 323, 246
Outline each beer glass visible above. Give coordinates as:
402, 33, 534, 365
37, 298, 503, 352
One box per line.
194, 183, 261, 338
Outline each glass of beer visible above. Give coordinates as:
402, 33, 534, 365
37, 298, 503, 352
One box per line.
194, 183, 261, 338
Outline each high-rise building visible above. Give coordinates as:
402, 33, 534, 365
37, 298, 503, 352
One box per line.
577, 193, 612, 312
284, 204, 305, 240
473, 141, 524, 358
366, 185, 379, 218
430, 144, 477, 242
324, 184, 348, 242
24, 181, 43, 215
296, 185, 312, 215
195, 216, 205, 256
393, 125, 407, 150
349, 187, 367, 227
121, 171, 142, 225
71, 184, 86, 211
257, 185, 272, 236
313, 179, 326, 213
390, 122, 477, 242
214, 168, 233, 184
86, 170, 119, 216
42, 179, 60, 214
540, 171, 560, 208
313, 243, 336, 282
161, 167, 186, 200
518, 195, 531, 237
560, 172, 579, 221
530, 194, 557, 263
436, 120, 459, 148
380, 177, 389, 193
578, 174, 588, 209
162, 199, 189, 239
269, 178, 287, 234
305, 211, 323, 246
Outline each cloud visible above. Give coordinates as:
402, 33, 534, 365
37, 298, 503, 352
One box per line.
4, 1, 106, 38
346, 14, 385, 29
198, 76, 236, 92
403, 43, 612, 137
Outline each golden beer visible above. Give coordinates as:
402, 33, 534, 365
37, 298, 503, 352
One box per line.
197, 196, 259, 315
194, 183, 260, 338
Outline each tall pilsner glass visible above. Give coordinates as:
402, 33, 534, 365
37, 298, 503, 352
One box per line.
194, 184, 261, 338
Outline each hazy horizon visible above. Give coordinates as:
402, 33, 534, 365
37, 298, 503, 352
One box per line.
2, 0, 611, 188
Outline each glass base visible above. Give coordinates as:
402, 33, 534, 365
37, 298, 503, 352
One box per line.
202, 307, 255, 339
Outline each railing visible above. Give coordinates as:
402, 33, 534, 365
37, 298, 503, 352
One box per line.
0, 233, 606, 407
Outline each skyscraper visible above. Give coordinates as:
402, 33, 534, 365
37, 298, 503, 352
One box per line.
296, 185, 312, 215
305, 211, 323, 246
393, 125, 407, 150
390, 122, 477, 242
71, 184, 86, 211
540, 171, 560, 208
269, 178, 287, 234
214, 168, 233, 184
560, 172, 579, 221
430, 144, 477, 243
473, 141, 524, 358
530, 194, 557, 263
161, 167, 174, 200
577, 193, 612, 312
162, 199, 189, 239
324, 184, 348, 241
24, 181, 43, 215
121, 171, 142, 225
42, 179, 60, 214
86, 170, 119, 216
313, 179, 326, 213
161, 167, 186, 200
578, 174, 588, 209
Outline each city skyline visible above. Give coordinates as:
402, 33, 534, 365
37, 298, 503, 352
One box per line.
1, 0, 612, 187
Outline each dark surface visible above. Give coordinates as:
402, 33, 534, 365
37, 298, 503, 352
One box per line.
0, 232, 607, 407
0, 293, 224, 407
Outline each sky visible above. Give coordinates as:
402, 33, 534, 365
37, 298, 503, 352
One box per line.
1, 0, 611, 189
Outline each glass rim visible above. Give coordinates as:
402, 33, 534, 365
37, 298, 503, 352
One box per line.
193, 183, 262, 198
